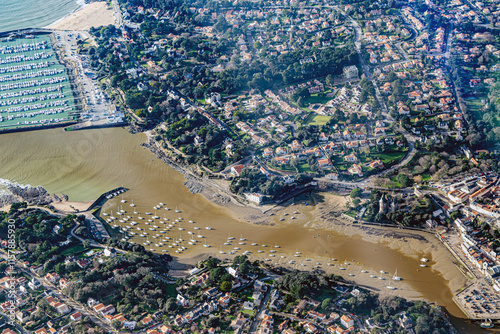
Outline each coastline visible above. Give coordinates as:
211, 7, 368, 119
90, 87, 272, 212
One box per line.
44, 2, 114, 31
42, 0, 87, 29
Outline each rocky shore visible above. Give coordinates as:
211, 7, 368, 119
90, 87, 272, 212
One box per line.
0, 182, 66, 207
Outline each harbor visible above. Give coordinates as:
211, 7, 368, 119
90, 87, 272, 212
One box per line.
0, 34, 77, 129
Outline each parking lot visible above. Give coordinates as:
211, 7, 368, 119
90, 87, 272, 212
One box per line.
456, 279, 500, 319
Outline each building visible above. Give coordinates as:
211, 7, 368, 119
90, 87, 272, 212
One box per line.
343, 65, 359, 79
231, 164, 245, 176
341, 315, 354, 328
104, 247, 117, 258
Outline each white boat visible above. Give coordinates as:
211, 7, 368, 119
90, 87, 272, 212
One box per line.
224, 242, 230, 245
380, 270, 387, 274
203, 244, 210, 248
421, 257, 429, 262
205, 227, 212, 230
251, 243, 258, 246
386, 283, 396, 290
238, 242, 245, 245
194, 227, 200, 230
370, 275, 376, 278
392, 269, 402, 281
420, 264, 427, 267
339, 267, 345, 270
197, 235, 204, 238
102, 212, 109, 216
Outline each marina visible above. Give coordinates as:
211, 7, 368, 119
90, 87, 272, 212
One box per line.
0, 34, 77, 130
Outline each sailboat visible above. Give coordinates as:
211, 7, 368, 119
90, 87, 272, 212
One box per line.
386, 281, 396, 290
480, 319, 494, 328
130, 199, 135, 207
392, 269, 402, 281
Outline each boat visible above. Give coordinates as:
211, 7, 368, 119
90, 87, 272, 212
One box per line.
197, 235, 204, 238
251, 243, 258, 246
102, 212, 109, 216
203, 244, 210, 248
380, 270, 387, 274
361, 270, 368, 273
159, 202, 165, 206
378, 277, 385, 280
339, 267, 345, 270
224, 242, 231, 246
238, 242, 245, 245
370, 275, 377, 278
206, 227, 212, 230
480, 319, 494, 329
386, 282, 396, 290
421, 257, 429, 262
392, 269, 402, 281
420, 264, 427, 267
130, 200, 135, 207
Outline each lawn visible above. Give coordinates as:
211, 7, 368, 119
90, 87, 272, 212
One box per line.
304, 93, 334, 105
165, 284, 177, 298
370, 151, 407, 164
60, 244, 87, 256
241, 309, 256, 317
305, 114, 332, 126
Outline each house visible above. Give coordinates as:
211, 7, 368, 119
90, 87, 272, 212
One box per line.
348, 164, 363, 176
343, 153, 358, 162
123, 321, 137, 330
231, 164, 245, 176
54, 302, 70, 314
318, 158, 333, 169
44, 273, 60, 284
16, 311, 29, 323
176, 294, 189, 307
70, 311, 82, 321
343, 65, 358, 79
245, 193, 265, 204
341, 315, 354, 328
104, 247, 117, 258
369, 160, 384, 169
141, 315, 154, 326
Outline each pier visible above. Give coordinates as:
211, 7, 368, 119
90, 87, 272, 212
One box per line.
87, 186, 129, 211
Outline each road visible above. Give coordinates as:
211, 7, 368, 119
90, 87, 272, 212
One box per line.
112, 0, 123, 28
248, 287, 272, 334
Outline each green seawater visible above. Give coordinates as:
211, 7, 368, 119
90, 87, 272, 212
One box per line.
0, 0, 79, 33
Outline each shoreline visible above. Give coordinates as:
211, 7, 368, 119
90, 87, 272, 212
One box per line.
42, 0, 87, 29
44, 1, 114, 31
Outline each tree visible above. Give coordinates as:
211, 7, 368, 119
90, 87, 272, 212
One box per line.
220, 280, 232, 292
111, 320, 122, 330
83, 239, 91, 248
396, 174, 412, 188
350, 188, 362, 198
321, 298, 332, 310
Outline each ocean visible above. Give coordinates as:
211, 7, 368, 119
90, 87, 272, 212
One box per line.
0, 0, 80, 33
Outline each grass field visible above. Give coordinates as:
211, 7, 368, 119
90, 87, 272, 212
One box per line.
304, 93, 334, 105
305, 114, 331, 126
370, 151, 407, 164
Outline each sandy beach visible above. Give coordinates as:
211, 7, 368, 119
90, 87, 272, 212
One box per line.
45, 2, 114, 31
